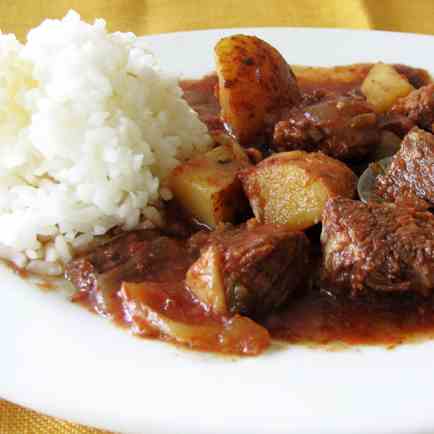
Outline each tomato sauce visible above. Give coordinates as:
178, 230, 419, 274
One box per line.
13, 64, 434, 354
180, 64, 434, 349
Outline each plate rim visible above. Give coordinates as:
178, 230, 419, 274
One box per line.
3, 26, 434, 434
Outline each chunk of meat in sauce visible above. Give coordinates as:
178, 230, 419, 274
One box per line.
391, 84, 434, 132
65, 224, 279, 355
65, 230, 194, 317
180, 64, 431, 153
375, 127, 434, 207
394, 64, 433, 89
187, 222, 310, 318
61, 62, 434, 354
180, 75, 223, 134
321, 197, 434, 296
272, 95, 380, 160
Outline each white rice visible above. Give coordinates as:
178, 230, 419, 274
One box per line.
0, 11, 211, 274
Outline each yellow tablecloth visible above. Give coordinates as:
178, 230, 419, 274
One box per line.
1, 0, 434, 432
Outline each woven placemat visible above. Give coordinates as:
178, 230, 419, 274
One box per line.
0, 399, 114, 434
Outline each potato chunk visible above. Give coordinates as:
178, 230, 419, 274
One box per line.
239, 151, 357, 231
169, 141, 250, 227
215, 35, 300, 145
361, 63, 414, 113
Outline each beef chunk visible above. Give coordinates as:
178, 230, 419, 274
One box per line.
65, 230, 192, 316
391, 84, 434, 132
272, 95, 379, 160
394, 64, 433, 89
321, 197, 434, 296
186, 222, 310, 318
378, 112, 415, 138
375, 127, 434, 207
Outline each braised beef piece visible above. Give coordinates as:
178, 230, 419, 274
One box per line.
378, 112, 415, 138
66, 221, 310, 320
272, 94, 380, 160
187, 222, 310, 318
394, 64, 433, 89
65, 230, 193, 317
375, 127, 434, 207
321, 197, 434, 296
391, 84, 434, 132
180, 75, 223, 134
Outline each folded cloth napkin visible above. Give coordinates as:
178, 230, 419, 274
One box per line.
1, 0, 433, 433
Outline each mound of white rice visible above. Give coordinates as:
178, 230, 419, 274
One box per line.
0, 11, 211, 274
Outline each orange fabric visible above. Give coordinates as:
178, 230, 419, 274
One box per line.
0, 400, 114, 433
0, 0, 433, 40
1, 0, 433, 432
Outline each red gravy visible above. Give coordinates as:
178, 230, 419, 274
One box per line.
179, 64, 434, 348
13, 64, 433, 352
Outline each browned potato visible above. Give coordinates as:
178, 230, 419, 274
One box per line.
361, 63, 414, 113
169, 140, 250, 227
215, 35, 300, 145
239, 151, 357, 231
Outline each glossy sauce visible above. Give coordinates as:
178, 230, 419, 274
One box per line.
180, 64, 434, 348
13, 64, 433, 353
264, 289, 434, 347
67, 221, 270, 354
72, 229, 203, 324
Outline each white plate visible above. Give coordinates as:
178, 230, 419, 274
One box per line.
2, 28, 434, 434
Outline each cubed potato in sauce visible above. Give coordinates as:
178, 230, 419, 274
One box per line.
361, 62, 414, 113
169, 141, 250, 227
239, 151, 357, 231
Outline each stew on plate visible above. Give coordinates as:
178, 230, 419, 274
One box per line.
25, 35, 434, 355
